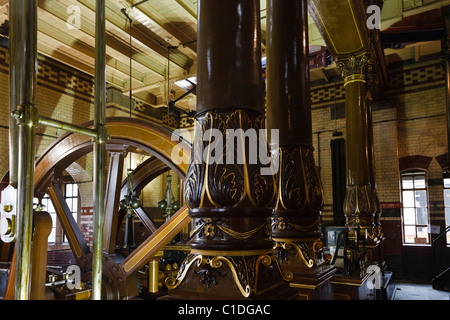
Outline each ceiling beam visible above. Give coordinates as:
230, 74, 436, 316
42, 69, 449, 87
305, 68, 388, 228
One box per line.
126, 0, 197, 55
37, 14, 144, 83
77, 0, 193, 73
38, 0, 166, 78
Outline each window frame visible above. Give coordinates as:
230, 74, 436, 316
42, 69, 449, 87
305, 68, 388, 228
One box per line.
42, 182, 81, 250
401, 170, 430, 246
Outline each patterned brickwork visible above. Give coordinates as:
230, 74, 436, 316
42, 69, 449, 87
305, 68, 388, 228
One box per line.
80, 207, 94, 248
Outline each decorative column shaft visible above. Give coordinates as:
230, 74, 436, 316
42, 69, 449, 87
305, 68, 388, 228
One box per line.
337, 54, 376, 269
166, 0, 289, 300
365, 76, 383, 243
266, 0, 334, 295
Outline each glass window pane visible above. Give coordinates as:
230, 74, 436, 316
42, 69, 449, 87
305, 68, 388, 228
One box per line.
50, 212, 56, 227
416, 208, 428, 225
66, 184, 73, 197
445, 189, 450, 207
402, 176, 414, 189
49, 228, 56, 243
66, 198, 73, 211
414, 175, 426, 189
72, 183, 78, 196
445, 208, 450, 226
404, 208, 415, 225
402, 191, 415, 207
72, 199, 78, 215
445, 178, 450, 188
414, 190, 427, 207
49, 201, 55, 213
416, 226, 429, 243
404, 226, 416, 243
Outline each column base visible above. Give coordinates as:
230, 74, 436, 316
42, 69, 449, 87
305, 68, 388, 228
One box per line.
330, 272, 376, 300
272, 239, 336, 300
288, 266, 336, 300
162, 251, 299, 300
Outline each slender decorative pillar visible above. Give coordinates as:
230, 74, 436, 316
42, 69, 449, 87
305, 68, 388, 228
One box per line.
336, 53, 376, 273
9, 0, 38, 300
266, 0, 334, 299
165, 0, 293, 300
92, 0, 108, 300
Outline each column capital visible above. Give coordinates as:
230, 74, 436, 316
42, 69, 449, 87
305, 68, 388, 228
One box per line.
336, 53, 373, 86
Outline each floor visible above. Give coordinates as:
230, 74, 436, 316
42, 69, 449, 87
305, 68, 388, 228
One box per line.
392, 281, 450, 300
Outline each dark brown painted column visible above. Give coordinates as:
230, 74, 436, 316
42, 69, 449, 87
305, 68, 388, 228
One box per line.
266, 0, 334, 297
337, 54, 376, 273
443, 6, 450, 169
266, 0, 311, 147
365, 80, 386, 270
165, 0, 293, 300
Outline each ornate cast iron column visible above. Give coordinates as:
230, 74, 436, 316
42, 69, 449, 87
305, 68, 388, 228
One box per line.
336, 53, 377, 273
266, 0, 334, 298
365, 72, 386, 270
165, 0, 292, 300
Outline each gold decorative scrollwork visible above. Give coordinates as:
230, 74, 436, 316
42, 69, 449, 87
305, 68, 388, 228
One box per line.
271, 217, 318, 234
185, 110, 276, 210
275, 146, 323, 212
165, 253, 274, 298
336, 53, 373, 86
165, 254, 204, 289
190, 217, 267, 241
344, 184, 376, 228
273, 240, 329, 269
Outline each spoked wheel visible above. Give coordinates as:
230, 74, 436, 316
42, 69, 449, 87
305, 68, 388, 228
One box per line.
30, 117, 191, 299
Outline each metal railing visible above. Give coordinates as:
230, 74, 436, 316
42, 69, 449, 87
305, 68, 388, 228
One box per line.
432, 225, 450, 280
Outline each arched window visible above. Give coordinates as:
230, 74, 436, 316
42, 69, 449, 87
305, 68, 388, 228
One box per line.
401, 170, 429, 244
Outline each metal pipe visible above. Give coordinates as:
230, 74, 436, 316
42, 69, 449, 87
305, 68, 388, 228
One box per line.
92, 0, 108, 300
10, 0, 38, 300
38, 116, 98, 139
148, 259, 159, 293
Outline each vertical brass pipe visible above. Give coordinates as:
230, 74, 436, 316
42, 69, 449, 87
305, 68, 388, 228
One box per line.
10, 0, 38, 300
92, 0, 107, 300
148, 259, 159, 293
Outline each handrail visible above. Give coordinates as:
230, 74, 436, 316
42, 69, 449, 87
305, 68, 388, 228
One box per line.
331, 230, 347, 266
432, 225, 450, 279
432, 225, 450, 245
